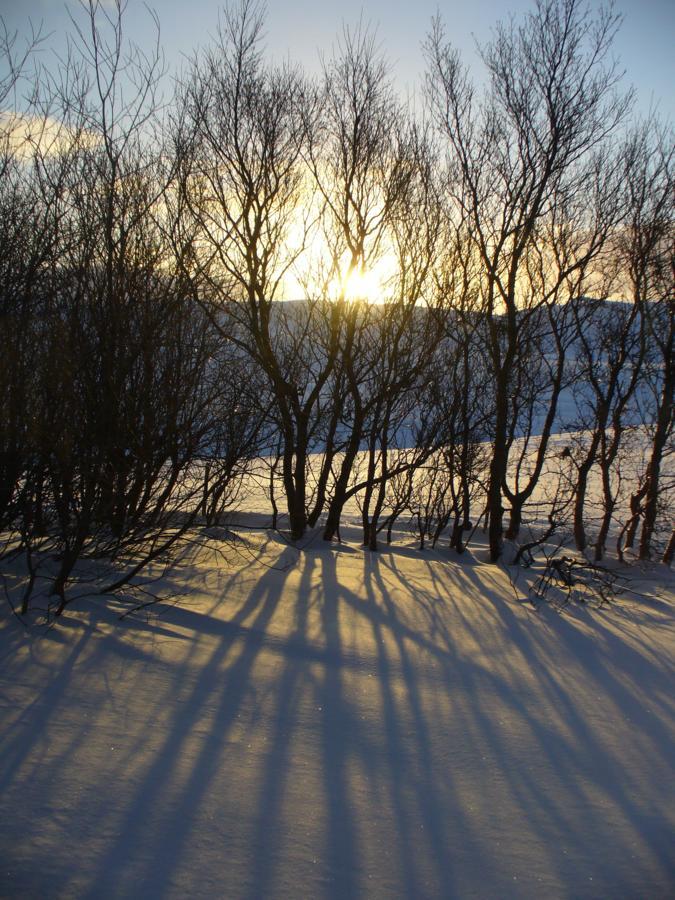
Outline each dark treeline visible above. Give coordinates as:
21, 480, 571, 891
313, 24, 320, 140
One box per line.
1, 0, 672, 614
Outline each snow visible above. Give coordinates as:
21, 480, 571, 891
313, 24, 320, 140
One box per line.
1, 525, 674, 898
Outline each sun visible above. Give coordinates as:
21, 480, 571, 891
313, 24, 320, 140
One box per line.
338, 264, 388, 303
342, 267, 377, 301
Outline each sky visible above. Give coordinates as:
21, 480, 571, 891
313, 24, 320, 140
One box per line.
0, 0, 673, 119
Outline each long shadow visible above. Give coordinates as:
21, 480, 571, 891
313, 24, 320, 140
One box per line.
446, 557, 675, 888
0, 609, 117, 794
3, 538, 673, 897
81, 545, 298, 899
365, 547, 675, 890
364, 551, 458, 897
369, 553, 511, 891
316, 551, 361, 900
244, 553, 316, 900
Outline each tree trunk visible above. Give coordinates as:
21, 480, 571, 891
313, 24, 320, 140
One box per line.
638, 359, 673, 559
323, 429, 362, 542
624, 481, 648, 549
573, 461, 593, 552
487, 429, 508, 561
282, 432, 308, 540
505, 499, 523, 541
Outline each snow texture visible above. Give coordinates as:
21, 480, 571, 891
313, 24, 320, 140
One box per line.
1, 527, 674, 898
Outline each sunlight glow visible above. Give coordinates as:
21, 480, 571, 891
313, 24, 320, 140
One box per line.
0, 113, 100, 159
339, 266, 384, 303
280, 203, 398, 304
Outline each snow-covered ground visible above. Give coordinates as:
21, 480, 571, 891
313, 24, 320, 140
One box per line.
1, 521, 674, 899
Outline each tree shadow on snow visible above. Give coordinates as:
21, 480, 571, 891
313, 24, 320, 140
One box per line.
1, 540, 674, 898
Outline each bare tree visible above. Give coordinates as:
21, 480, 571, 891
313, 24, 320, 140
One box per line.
307, 27, 442, 542
0, 18, 49, 532
1, 0, 260, 615
569, 294, 646, 560
174, 0, 341, 540
622, 121, 674, 560
426, 0, 632, 561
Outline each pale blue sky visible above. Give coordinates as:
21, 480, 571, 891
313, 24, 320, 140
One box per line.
1, 0, 673, 118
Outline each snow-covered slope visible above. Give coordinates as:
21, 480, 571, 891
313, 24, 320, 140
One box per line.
1, 526, 673, 899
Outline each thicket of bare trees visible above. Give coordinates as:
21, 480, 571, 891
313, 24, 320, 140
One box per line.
0, 1, 264, 614
1, 0, 672, 616
425, 0, 637, 561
